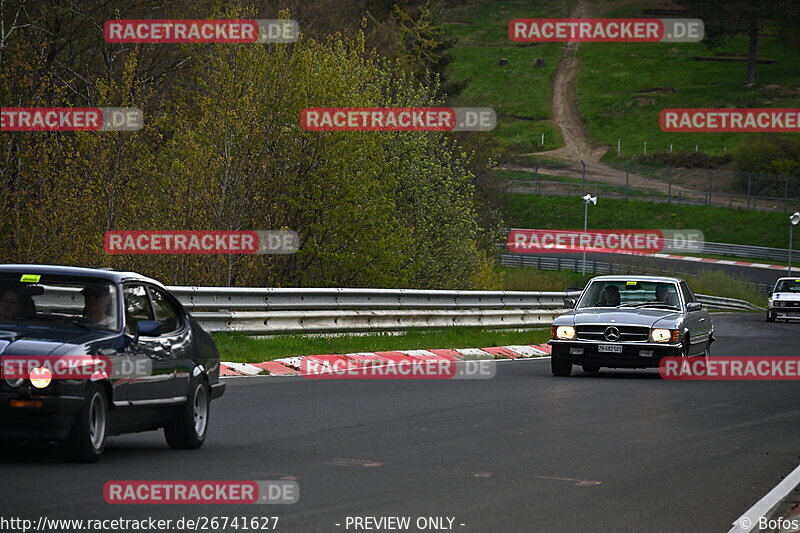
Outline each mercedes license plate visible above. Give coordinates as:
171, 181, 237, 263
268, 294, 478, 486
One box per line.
598, 344, 622, 353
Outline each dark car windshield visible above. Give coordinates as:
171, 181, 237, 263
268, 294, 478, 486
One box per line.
775, 279, 800, 292
0, 273, 119, 331
577, 280, 681, 310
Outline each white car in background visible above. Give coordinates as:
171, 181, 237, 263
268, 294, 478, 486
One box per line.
767, 278, 800, 322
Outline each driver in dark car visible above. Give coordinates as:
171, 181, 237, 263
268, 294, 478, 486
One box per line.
0, 287, 21, 320
82, 285, 115, 329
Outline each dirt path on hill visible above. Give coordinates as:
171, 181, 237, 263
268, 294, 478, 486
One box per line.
515, 0, 695, 195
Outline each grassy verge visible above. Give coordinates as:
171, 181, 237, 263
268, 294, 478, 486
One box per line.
498, 266, 766, 306
684, 271, 766, 307
504, 193, 789, 248
214, 327, 551, 363
500, 266, 591, 291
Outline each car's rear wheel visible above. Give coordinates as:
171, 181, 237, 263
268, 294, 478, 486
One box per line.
62, 383, 108, 463
551, 351, 572, 377
165, 377, 209, 449
581, 364, 600, 373
766, 309, 775, 322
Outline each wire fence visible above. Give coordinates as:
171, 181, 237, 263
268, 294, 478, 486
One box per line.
510, 162, 800, 213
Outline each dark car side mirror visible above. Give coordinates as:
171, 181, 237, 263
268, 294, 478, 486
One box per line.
563, 297, 577, 309
686, 302, 703, 312
136, 320, 162, 339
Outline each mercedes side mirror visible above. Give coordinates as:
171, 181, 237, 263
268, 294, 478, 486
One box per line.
563, 297, 577, 309
686, 302, 702, 312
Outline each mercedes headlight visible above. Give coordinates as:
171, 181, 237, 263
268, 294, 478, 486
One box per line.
651, 328, 679, 343
554, 325, 576, 340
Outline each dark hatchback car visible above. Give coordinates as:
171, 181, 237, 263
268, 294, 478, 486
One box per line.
0, 264, 225, 461
548, 275, 714, 377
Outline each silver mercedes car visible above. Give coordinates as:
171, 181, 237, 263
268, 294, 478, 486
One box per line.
548, 275, 714, 376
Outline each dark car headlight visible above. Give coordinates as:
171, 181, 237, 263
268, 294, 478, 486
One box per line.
29, 367, 53, 389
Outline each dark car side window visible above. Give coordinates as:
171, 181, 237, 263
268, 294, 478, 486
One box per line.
123, 284, 154, 335
679, 282, 696, 305
149, 286, 182, 334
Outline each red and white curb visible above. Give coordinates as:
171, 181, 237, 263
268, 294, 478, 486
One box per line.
220, 344, 552, 377
650, 252, 788, 271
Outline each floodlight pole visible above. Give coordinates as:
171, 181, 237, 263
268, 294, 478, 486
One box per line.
582, 200, 589, 275
790, 212, 800, 277
790, 223, 794, 277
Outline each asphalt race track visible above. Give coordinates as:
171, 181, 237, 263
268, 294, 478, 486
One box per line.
2, 313, 799, 533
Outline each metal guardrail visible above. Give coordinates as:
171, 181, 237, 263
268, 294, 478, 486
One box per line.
701, 241, 791, 263
695, 294, 765, 312
167, 286, 760, 334
168, 287, 575, 311
167, 287, 581, 334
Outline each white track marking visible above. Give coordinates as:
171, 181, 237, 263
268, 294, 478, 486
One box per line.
728, 463, 800, 532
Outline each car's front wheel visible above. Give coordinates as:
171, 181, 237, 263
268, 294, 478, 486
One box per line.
62, 383, 108, 463
551, 350, 573, 377
165, 377, 209, 449
766, 309, 776, 322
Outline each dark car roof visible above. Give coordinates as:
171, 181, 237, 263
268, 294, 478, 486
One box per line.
0, 264, 165, 288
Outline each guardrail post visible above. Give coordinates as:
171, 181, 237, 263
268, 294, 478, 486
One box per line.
784, 176, 789, 213
625, 170, 629, 200
667, 171, 672, 203
581, 160, 586, 195
747, 173, 752, 209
